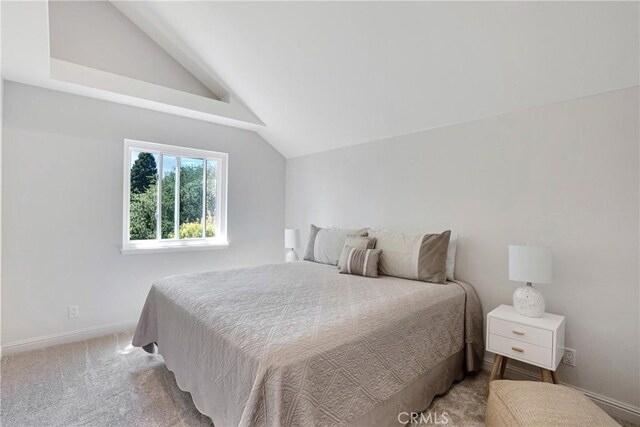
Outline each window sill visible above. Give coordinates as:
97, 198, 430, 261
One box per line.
121, 241, 229, 255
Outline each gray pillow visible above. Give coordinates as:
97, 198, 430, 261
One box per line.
446, 234, 458, 280
338, 246, 382, 278
337, 236, 377, 269
304, 225, 368, 266
368, 229, 451, 284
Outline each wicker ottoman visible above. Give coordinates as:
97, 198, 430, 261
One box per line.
486, 380, 620, 427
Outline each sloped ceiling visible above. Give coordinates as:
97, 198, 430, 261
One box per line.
3, 2, 638, 158
49, 1, 218, 100
118, 1, 639, 158
1, 1, 263, 130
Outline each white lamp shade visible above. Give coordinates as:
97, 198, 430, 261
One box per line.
509, 245, 552, 284
285, 229, 301, 249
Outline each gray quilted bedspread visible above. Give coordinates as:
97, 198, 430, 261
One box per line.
132, 261, 483, 426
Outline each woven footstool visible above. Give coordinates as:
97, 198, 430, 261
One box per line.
486, 380, 620, 427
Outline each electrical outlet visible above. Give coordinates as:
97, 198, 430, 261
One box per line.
68, 305, 79, 319
562, 348, 576, 366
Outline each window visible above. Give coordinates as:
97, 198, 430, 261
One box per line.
122, 140, 228, 253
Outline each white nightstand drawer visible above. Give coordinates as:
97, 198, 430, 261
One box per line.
488, 333, 552, 368
490, 317, 553, 348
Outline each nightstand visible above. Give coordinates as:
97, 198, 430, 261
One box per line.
487, 304, 565, 384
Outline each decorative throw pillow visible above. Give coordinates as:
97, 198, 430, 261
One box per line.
367, 229, 451, 284
446, 234, 458, 281
337, 236, 377, 269
304, 225, 368, 266
338, 247, 382, 278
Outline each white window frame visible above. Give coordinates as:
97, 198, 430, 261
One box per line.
122, 139, 228, 254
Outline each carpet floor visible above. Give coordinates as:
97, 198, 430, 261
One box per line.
0, 330, 632, 427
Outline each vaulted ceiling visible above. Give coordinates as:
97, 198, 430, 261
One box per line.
114, 1, 640, 157
3, 2, 639, 158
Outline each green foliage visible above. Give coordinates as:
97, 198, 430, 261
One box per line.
130, 153, 157, 194
206, 161, 217, 220
129, 155, 217, 241
168, 215, 216, 239
179, 163, 203, 223
129, 152, 158, 240
129, 183, 157, 240
204, 213, 215, 238
161, 171, 176, 238
175, 222, 202, 239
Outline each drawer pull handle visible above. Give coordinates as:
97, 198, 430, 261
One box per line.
512, 329, 525, 335
511, 346, 524, 353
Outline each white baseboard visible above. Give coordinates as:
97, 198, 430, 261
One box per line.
1, 320, 138, 356
482, 356, 640, 425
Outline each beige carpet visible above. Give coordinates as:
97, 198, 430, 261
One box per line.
0, 330, 632, 427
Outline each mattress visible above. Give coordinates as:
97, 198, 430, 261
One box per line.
132, 261, 484, 426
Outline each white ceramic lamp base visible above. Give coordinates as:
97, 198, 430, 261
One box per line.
513, 283, 545, 318
285, 248, 299, 263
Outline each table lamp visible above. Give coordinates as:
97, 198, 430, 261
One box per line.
285, 229, 301, 262
509, 245, 552, 317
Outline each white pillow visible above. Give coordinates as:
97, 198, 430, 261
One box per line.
446, 234, 458, 281
303, 225, 368, 266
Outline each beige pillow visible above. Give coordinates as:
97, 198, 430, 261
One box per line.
303, 225, 368, 266
338, 247, 382, 278
368, 229, 451, 284
337, 236, 377, 269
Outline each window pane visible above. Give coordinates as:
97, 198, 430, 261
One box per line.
161, 155, 177, 239
206, 160, 217, 237
179, 157, 204, 239
129, 151, 158, 240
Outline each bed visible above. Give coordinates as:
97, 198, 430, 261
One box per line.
132, 261, 484, 426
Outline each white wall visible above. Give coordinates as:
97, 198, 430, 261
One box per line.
286, 88, 639, 409
2, 82, 285, 345
0, 0, 4, 357
48, 1, 217, 99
